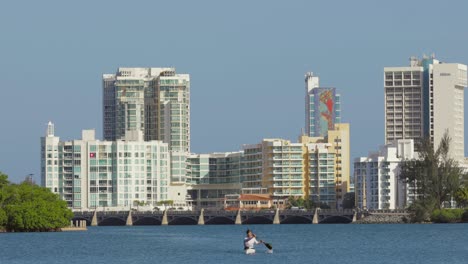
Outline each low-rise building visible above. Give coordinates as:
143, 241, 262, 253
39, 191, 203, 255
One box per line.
224, 194, 274, 210
354, 139, 416, 210
186, 152, 242, 208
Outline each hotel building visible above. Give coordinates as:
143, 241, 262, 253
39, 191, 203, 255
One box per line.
384, 56, 467, 161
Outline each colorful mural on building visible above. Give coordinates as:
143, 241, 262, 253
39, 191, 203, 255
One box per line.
312, 88, 337, 137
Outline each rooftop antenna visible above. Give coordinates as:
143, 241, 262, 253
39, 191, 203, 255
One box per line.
47, 121, 55, 137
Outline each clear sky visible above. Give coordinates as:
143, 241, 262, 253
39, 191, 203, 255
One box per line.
1, 0, 468, 183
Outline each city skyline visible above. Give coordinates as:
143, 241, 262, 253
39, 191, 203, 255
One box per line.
2, 0, 468, 183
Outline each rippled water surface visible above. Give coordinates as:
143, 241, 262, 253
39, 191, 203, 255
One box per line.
1, 224, 468, 264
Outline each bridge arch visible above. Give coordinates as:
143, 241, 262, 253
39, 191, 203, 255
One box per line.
205, 216, 235, 225
281, 215, 311, 224
320, 215, 352, 224
243, 216, 272, 225
133, 217, 162, 226
169, 217, 198, 225
99, 217, 126, 226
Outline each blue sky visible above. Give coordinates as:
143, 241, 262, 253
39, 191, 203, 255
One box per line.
1, 0, 468, 183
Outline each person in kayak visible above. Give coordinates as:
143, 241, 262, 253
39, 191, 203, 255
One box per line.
244, 229, 262, 254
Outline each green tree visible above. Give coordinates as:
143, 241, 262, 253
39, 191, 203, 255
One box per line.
133, 200, 146, 210
0, 173, 9, 187
400, 131, 467, 215
0, 172, 10, 229
286, 196, 318, 209
156, 200, 174, 210
303, 199, 314, 209
407, 199, 436, 223
0, 172, 73, 232
295, 197, 305, 208
287, 196, 297, 208
454, 187, 468, 208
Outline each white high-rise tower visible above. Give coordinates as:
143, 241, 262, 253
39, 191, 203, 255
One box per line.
103, 68, 190, 203
384, 55, 467, 161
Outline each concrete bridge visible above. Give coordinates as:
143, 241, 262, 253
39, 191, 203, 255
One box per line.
72, 208, 360, 226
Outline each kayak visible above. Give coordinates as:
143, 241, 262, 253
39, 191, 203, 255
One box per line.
245, 248, 255, 255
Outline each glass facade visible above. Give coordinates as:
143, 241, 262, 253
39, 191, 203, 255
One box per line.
186, 153, 242, 208
103, 68, 190, 185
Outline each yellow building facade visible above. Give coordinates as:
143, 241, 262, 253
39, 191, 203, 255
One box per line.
299, 123, 350, 207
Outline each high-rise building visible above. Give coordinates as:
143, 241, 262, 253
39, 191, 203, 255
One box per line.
305, 72, 341, 137
384, 56, 467, 161
354, 139, 416, 210
103, 67, 190, 190
41, 122, 171, 209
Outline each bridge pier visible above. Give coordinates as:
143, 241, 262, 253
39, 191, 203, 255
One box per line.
312, 208, 319, 224
273, 209, 280, 224
91, 211, 98, 226
161, 210, 168, 225
126, 211, 133, 226
235, 210, 242, 225
198, 209, 205, 225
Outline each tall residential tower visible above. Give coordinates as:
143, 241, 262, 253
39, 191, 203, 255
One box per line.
103, 68, 190, 202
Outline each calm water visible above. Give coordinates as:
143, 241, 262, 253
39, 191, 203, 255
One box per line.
1, 224, 468, 264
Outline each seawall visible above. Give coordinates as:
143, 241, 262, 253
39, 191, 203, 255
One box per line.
353, 214, 408, 224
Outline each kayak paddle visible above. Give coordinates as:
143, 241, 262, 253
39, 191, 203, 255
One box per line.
263, 241, 273, 250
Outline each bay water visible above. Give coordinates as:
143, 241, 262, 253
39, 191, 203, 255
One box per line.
1, 224, 467, 264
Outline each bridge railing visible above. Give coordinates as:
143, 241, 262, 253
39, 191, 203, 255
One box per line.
101, 211, 130, 215
204, 210, 238, 215
279, 209, 355, 214
319, 209, 355, 214
367, 209, 408, 214
73, 211, 94, 217
132, 211, 164, 215
281, 209, 312, 214
166, 210, 201, 215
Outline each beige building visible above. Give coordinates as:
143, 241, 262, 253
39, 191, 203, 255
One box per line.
299, 123, 351, 207
239, 124, 350, 209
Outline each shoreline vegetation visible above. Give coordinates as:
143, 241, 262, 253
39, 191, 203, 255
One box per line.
0, 172, 73, 232
397, 132, 468, 223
